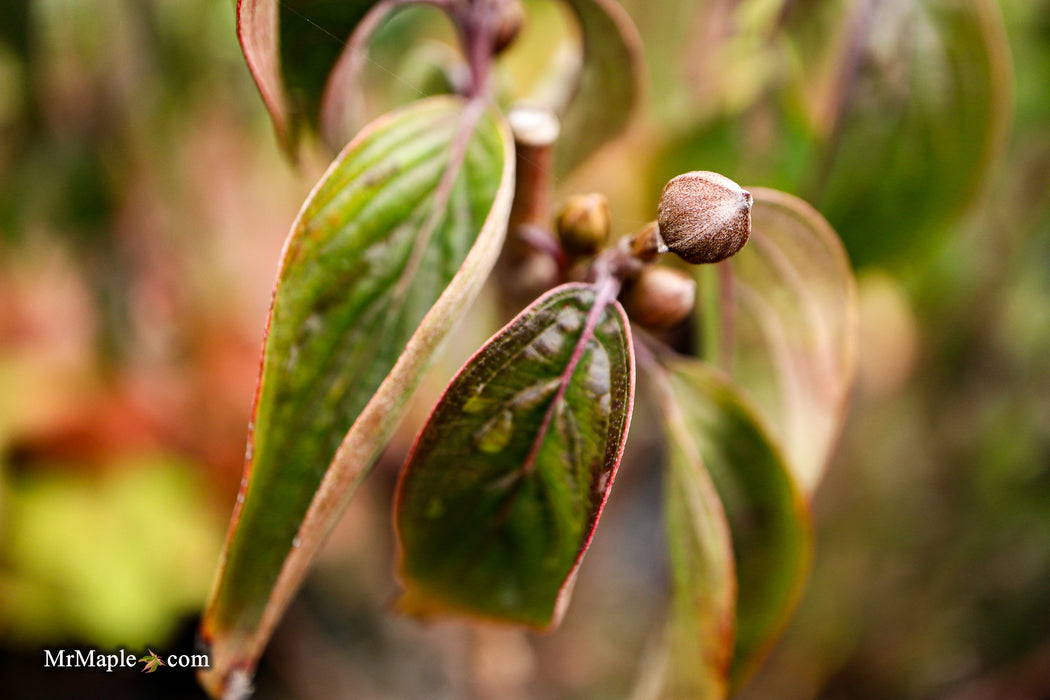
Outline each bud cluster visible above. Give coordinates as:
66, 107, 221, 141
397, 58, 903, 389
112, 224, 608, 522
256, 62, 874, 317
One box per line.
539, 171, 751, 332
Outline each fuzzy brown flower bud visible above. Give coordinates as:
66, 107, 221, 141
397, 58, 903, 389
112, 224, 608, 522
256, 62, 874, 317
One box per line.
621, 265, 697, 331
657, 171, 752, 264
557, 193, 610, 256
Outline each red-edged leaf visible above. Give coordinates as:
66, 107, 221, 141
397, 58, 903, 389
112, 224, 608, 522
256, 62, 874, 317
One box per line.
198, 96, 514, 699
395, 282, 635, 629
703, 187, 857, 496
664, 358, 811, 689
237, 0, 390, 152
647, 362, 736, 700
237, 0, 288, 146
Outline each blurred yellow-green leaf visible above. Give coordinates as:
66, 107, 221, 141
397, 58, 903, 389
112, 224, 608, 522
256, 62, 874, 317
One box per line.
1, 458, 221, 648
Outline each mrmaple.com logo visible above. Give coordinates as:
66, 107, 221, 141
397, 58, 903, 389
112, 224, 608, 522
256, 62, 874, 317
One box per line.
43, 648, 210, 673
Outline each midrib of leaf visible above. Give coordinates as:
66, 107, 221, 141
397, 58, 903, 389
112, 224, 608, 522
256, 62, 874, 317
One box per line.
269, 105, 486, 424
273, 182, 443, 395
272, 143, 482, 449
283, 103, 485, 453
294, 115, 459, 260
490, 326, 610, 539
519, 278, 621, 478
391, 100, 485, 300
466, 342, 606, 576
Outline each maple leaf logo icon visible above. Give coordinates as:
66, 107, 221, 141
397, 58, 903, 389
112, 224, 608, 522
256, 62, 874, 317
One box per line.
139, 650, 165, 673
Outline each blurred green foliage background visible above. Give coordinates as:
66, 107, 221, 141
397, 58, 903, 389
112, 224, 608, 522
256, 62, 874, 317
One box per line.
1, 0, 1048, 698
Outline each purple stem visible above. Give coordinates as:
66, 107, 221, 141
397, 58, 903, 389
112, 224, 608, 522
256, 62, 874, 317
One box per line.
515, 223, 569, 269
451, 0, 496, 97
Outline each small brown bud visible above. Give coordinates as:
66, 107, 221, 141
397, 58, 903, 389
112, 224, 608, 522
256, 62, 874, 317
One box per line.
657, 171, 752, 264
621, 265, 697, 331
629, 221, 666, 262
491, 0, 526, 55
557, 193, 610, 256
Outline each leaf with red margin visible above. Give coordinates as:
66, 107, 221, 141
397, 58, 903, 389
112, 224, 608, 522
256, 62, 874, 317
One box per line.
197, 95, 514, 699
645, 360, 736, 700
237, 0, 392, 152
395, 283, 634, 629
320, 0, 451, 152
702, 187, 857, 497
663, 358, 811, 690
237, 0, 289, 146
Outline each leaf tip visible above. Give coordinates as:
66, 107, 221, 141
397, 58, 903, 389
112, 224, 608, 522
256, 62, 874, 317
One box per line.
198, 656, 255, 700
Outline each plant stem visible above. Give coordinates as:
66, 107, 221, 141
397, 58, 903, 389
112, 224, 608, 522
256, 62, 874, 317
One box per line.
454, 0, 499, 97
496, 105, 564, 309
507, 105, 562, 259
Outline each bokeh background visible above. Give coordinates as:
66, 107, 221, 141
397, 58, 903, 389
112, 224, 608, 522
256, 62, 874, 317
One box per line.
1, 0, 1048, 698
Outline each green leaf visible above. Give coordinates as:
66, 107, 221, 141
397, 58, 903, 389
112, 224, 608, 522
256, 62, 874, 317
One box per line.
554, 0, 644, 175
395, 282, 635, 629
237, 0, 401, 152
320, 0, 453, 151
705, 187, 857, 497
139, 650, 165, 674
279, 0, 379, 141
198, 95, 514, 698
659, 0, 1012, 268
807, 0, 1012, 267
648, 365, 735, 700
665, 359, 811, 688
